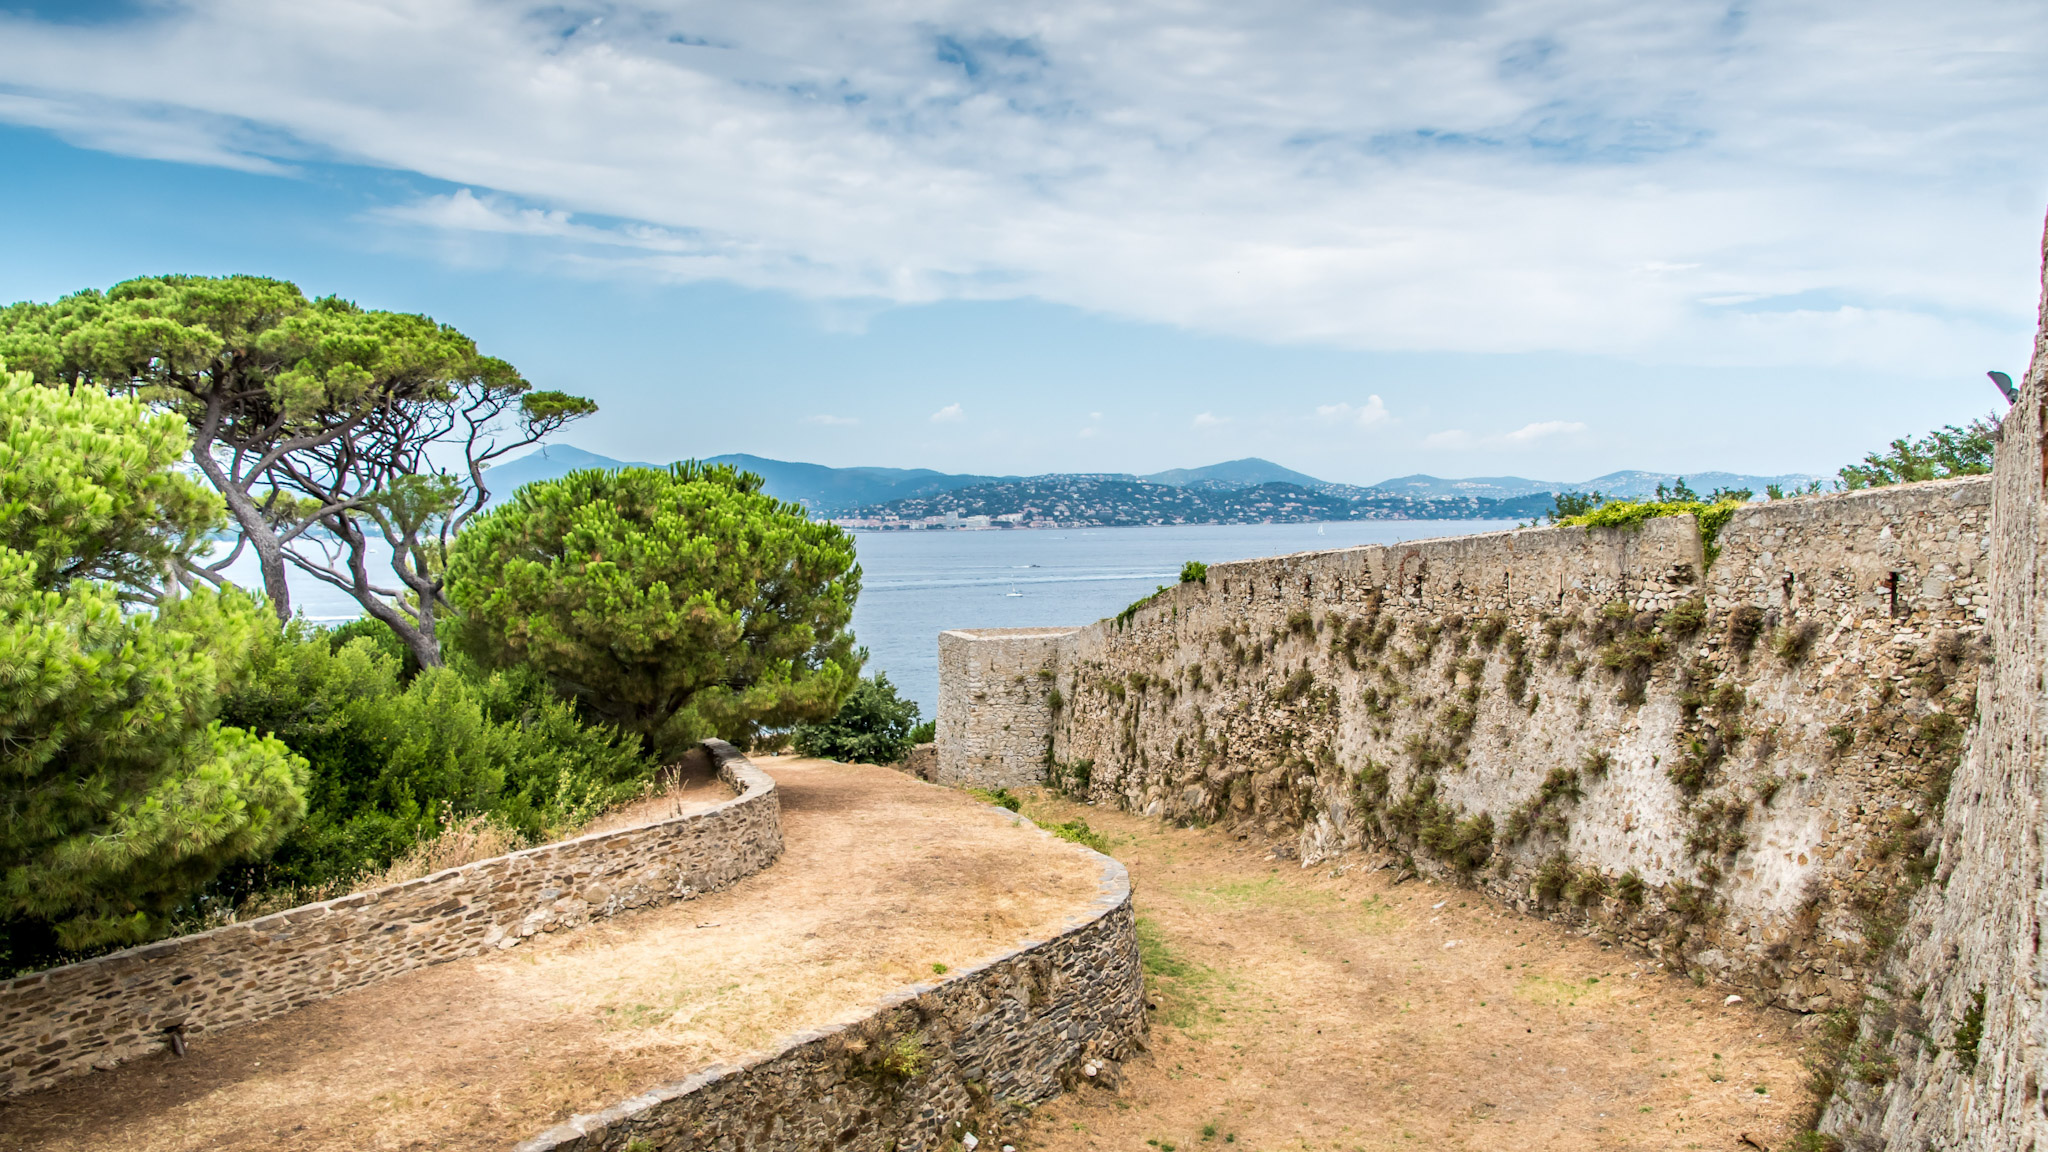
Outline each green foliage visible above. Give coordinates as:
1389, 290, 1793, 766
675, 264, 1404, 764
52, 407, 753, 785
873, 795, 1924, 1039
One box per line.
1046, 818, 1112, 855
1419, 810, 1495, 873
0, 276, 595, 657
877, 1033, 930, 1080
792, 673, 922, 765
448, 462, 861, 761
1179, 560, 1209, 584
1954, 989, 1987, 1071
210, 621, 649, 900
1547, 490, 1608, 522
1533, 854, 1572, 904
0, 372, 223, 601
1557, 497, 1747, 567
1049, 757, 1095, 797
1659, 597, 1708, 637
1615, 870, 1646, 906
0, 365, 305, 957
1116, 585, 1169, 629
909, 719, 936, 745
972, 788, 1023, 812
1839, 415, 1999, 490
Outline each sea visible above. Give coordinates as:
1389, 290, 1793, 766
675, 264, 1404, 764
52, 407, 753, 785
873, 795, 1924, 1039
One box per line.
224, 520, 1517, 720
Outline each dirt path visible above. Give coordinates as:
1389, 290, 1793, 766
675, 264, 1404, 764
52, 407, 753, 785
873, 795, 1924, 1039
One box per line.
1014, 790, 1816, 1152
0, 759, 1104, 1152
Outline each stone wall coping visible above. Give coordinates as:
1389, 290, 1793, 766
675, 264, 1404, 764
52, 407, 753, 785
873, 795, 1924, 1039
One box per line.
1180, 475, 1992, 578
941, 627, 1087, 640
0, 739, 773, 997
514, 799, 1135, 1152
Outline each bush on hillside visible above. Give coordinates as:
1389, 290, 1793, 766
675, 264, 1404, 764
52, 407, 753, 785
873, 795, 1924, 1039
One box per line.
207, 620, 651, 904
791, 673, 923, 765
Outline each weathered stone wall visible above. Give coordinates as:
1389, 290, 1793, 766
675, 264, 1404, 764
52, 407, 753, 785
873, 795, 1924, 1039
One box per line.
937, 628, 1077, 788
944, 480, 1989, 1011
0, 740, 783, 1097
1820, 228, 2048, 1149
515, 822, 1146, 1152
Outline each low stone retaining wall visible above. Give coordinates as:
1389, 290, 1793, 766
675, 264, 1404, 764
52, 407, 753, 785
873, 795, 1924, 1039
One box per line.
0, 739, 782, 1097
516, 818, 1145, 1152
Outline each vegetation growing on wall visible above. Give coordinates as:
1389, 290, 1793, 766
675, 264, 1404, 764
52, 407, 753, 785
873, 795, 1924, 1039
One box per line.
1556, 496, 1747, 566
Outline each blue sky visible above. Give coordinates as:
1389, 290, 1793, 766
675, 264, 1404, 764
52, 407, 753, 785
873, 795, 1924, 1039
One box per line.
1, 1, 2044, 486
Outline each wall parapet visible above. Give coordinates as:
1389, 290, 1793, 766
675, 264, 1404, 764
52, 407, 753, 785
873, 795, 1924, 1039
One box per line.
515, 816, 1145, 1152
0, 739, 782, 1098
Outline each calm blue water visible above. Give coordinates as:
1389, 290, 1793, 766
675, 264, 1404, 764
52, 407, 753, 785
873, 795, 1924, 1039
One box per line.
225, 520, 1516, 720
844, 521, 1514, 716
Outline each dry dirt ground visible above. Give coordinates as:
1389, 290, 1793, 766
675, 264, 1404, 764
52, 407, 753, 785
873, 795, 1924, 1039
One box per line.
0, 758, 1103, 1152
1013, 789, 1818, 1152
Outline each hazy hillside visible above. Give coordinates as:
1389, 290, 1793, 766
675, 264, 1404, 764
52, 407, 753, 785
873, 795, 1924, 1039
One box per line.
484, 444, 1823, 522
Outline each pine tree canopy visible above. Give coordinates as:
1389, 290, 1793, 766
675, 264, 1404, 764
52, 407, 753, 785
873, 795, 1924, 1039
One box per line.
0, 275, 595, 668
447, 462, 863, 761
0, 362, 306, 951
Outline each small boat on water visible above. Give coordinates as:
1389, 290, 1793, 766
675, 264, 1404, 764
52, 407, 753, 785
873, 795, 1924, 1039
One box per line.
1006, 587, 1024, 597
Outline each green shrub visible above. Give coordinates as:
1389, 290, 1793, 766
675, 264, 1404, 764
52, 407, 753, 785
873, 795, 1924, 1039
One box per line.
1615, 870, 1646, 905
1557, 498, 1747, 566
791, 673, 923, 765
972, 788, 1022, 812
209, 621, 650, 902
1533, 854, 1572, 904
1180, 560, 1209, 584
1954, 989, 1987, 1070
909, 719, 937, 745
1047, 818, 1112, 855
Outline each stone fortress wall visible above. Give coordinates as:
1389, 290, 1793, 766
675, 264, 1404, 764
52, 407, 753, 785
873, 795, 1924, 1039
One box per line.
0, 739, 783, 1097
1819, 229, 2048, 1150
518, 816, 1146, 1152
936, 627, 1083, 788
941, 477, 1993, 1011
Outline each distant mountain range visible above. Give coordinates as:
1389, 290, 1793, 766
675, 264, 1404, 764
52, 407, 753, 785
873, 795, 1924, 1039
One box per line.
481, 445, 1820, 524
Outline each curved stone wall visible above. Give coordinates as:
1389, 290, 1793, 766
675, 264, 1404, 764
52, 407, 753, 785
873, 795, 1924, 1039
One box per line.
516, 819, 1145, 1152
0, 739, 782, 1097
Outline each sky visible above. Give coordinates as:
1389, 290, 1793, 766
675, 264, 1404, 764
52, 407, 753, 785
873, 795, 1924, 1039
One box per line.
0, 1, 2044, 486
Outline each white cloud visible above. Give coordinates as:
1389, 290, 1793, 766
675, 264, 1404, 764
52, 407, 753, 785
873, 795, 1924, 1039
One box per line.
1192, 412, 1228, 429
929, 403, 965, 423
1501, 419, 1588, 444
1424, 420, 1588, 451
807, 413, 861, 426
0, 3, 2041, 371
1316, 396, 1390, 428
